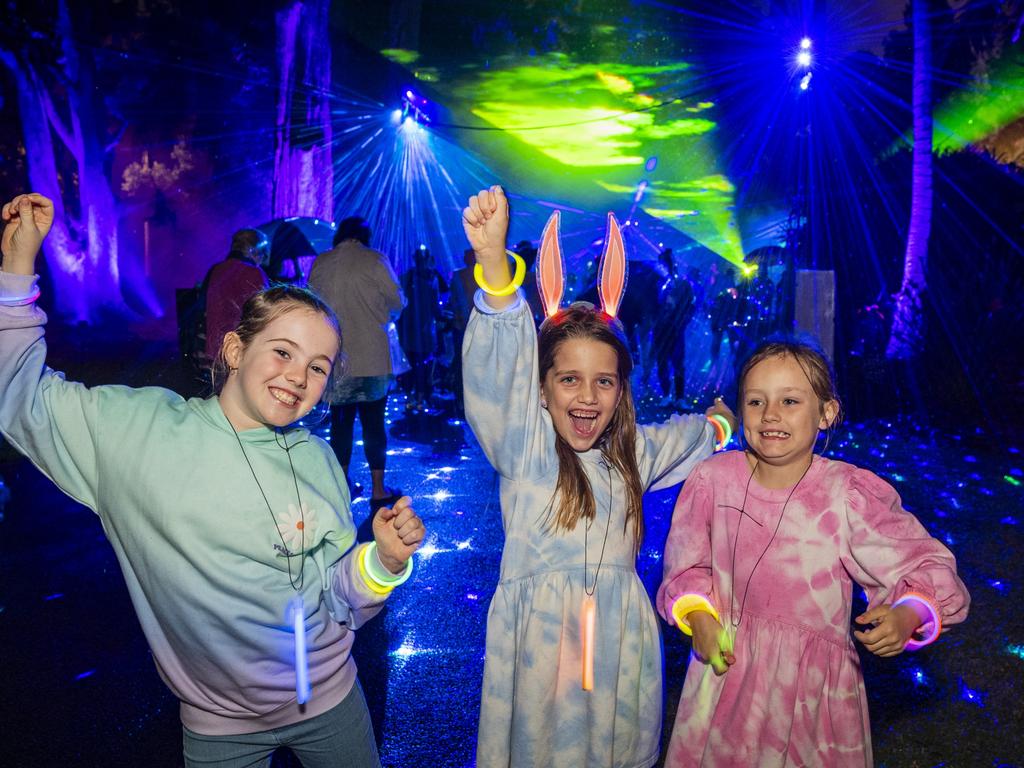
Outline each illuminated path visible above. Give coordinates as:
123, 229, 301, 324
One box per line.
0, 378, 1019, 766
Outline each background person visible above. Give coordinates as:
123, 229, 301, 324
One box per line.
308, 217, 406, 511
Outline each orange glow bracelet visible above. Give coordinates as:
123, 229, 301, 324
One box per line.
707, 414, 732, 451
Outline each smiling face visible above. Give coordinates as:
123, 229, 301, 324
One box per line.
219, 306, 339, 431
541, 337, 623, 452
741, 353, 838, 474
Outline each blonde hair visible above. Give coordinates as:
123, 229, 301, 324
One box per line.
738, 339, 844, 449
538, 304, 645, 553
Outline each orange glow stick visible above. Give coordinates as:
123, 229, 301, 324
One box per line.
581, 594, 596, 691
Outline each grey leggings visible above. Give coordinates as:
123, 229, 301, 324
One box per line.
182, 682, 380, 768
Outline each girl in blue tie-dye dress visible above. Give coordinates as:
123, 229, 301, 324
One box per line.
460, 186, 736, 767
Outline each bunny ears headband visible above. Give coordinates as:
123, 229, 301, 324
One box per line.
536, 210, 629, 323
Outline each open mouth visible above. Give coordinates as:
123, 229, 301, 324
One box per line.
270, 387, 299, 407
569, 409, 599, 437
759, 430, 790, 440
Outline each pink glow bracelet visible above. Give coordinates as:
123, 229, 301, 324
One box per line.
893, 592, 942, 650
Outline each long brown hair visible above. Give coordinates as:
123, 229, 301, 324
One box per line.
538, 304, 645, 552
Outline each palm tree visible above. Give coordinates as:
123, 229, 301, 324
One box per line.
887, 0, 933, 359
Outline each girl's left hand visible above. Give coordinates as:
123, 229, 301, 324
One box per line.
853, 604, 921, 657
705, 396, 738, 437
372, 496, 426, 574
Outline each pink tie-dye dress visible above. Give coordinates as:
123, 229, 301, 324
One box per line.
657, 451, 969, 767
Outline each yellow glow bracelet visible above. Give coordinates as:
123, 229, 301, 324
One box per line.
357, 545, 394, 596
474, 250, 527, 297
364, 541, 413, 587
671, 594, 720, 637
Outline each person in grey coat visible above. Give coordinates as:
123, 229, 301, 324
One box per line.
309, 217, 406, 511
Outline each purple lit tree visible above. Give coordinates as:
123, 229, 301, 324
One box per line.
272, 0, 334, 220
0, 1, 126, 321
887, 0, 932, 359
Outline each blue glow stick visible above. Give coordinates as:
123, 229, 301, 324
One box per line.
290, 596, 311, 704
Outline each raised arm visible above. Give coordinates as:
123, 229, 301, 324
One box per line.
462, 186, 516, 311
461, 186, 553, 480
0, 194, 102, 510
636, 395, 734, 492
637, 414, 715, 491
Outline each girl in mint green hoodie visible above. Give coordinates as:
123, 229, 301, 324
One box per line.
0, 193, 425, 767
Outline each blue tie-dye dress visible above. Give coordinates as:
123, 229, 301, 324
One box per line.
463, 294, 715, 768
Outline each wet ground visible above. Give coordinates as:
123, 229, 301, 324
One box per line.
0, 337, 1021, 767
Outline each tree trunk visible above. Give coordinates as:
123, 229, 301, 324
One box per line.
65, 33, 127, 314
887, 0, 933, 359
0, 51, 91, 321
58, 0, 130, 315
0, 0, 131, 321
272, 0, 334, 221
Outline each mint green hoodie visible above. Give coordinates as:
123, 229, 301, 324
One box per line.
0, 273, 390, 735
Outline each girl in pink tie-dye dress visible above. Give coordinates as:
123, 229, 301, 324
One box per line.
657, 340, 970, 767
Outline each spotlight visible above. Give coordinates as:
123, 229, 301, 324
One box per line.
403, 115, 415, 128
800, 37, 812, 50
400, 89, 431, 127
390, 108, 402, 124
799, 72, 812, 91
797, 50, 812, 67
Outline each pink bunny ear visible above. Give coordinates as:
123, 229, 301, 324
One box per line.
597, 213, 627, 318
537, 211, 564, 318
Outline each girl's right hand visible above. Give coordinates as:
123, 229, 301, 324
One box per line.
2, 193, 54, 275
462, 186, 509, 266
689, 609, 736, 675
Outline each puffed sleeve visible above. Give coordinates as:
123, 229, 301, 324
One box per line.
637, 414, 715, 492
842, 467, 969, 645
657, 461, 718, 627
463, 291, 554, 481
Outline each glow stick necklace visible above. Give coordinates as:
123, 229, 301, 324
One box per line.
229, 423, 311, 704
581, 463, 614, 691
